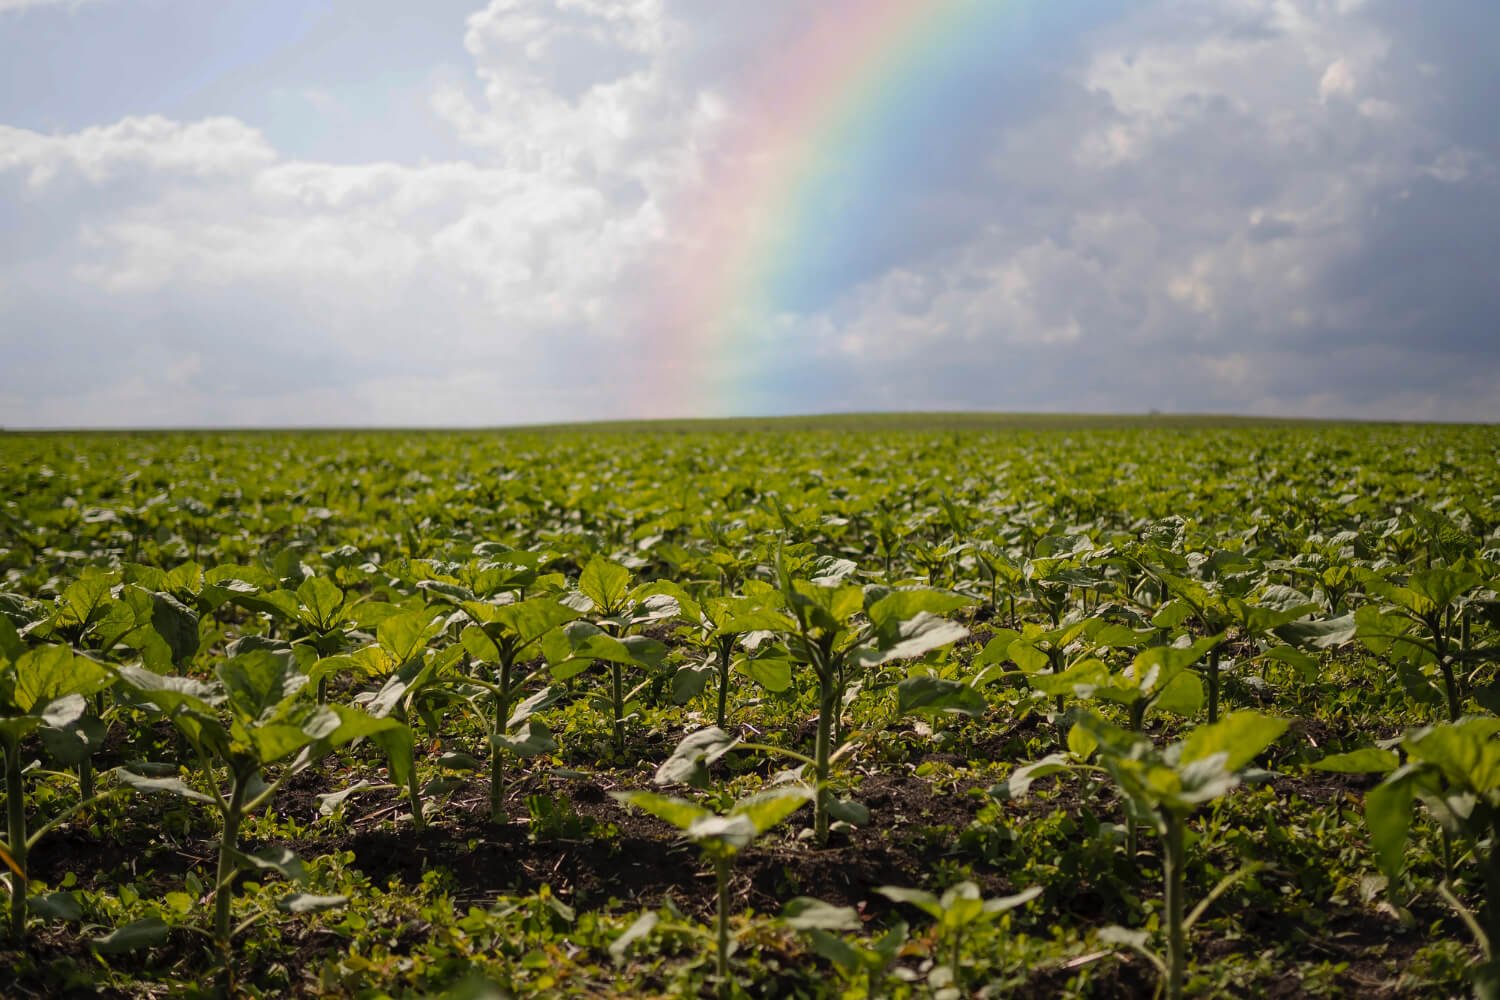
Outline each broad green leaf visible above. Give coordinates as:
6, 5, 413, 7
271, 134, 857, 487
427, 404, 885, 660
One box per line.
866, 588, 974, 633
278, 892, 349, 914
233, 846, 306, 881
1275, 614, 1356, 650
670, 662, 715, 704
1365, 770, 1416, 880
579, 558, 632, 614
114, 665, 222, 715
1309, 748, 1399, 774
856, 613, 968, 666
1176, 711, 1288, 773
148, 591, 200, 665
609, 912, 659, 964
28, 891, 83, 921
493, 720, 557, 757
737, 654, 793, 693
875, 886, 942, 920
729, 785, 813, 835
1153, 670, 1205, 716
1406, 568, 1481, 615
15, 645, 111, 711
377, 609, 441, 664
895, 676, 987, 719
1007, 753, 1071, 799
217, 649, 306, 722
781, 897, 861, 931
611, 790, 712, 833
981, 884, 1043, 915
296, 577, 346, 629
654, 726, 738, 788
91, 917, 169, 953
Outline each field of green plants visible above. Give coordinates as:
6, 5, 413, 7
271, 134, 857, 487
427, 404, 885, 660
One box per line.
1, 416, 1497, 998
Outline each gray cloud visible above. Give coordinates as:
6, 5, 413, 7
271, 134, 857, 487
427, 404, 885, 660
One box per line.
1, 0, 1496, 426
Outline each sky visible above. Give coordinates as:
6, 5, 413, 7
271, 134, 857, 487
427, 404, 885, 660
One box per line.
1, 0, 1496, 427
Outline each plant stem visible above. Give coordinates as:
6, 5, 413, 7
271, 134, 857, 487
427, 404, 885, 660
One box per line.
5, 741, 28, 941
213, 772, 248, 950
611, 661, 625, 753
490, 657, 513, 823
1163, 811, 1187, 1000
1432, 619, 1460, 722
1207, 645, 1221, 724
716, 856, 732, 997
813, 673, 836, 847
716, 639, 731, 730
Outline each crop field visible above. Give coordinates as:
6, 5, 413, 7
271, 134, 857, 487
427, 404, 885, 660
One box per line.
1, 416, 1498, 999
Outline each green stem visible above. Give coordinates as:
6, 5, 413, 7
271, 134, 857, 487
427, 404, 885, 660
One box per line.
813, 672, 836, 847
716, 856, 732, 997
213, 772, 248, 950
1433, 620, 1460, 722
1207, 644, 1221, 724
716, 640, 731, 730
490, 657, 513, 824
5, 741, 28, 941
1163, 811, 1187, 1000
611, 661, 625, 754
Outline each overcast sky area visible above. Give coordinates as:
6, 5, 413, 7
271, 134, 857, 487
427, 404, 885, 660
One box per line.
2, 0, 1497, 427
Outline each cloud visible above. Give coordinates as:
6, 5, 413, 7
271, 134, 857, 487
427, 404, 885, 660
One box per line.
1, 0, 1497, 426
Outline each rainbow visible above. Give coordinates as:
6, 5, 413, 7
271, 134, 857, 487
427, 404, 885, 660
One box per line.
642, 0, 1045, 417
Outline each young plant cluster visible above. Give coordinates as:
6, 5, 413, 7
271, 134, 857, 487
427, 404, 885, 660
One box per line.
0, 417, 1497, 998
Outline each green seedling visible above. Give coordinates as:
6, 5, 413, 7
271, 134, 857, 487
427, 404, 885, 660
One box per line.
613, 785, 812, 997
0, 639, 117, 941
781, 897, 910, 998
771, 554, 972, 844
571, 557, 674, 752
1314, 718, 1500, 997
116, 649, 410, 963
1356, 566, 1490, 721
877, 881, 1040, 997
1013, 710, 1287, 999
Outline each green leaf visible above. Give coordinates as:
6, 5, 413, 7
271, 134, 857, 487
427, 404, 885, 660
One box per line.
217, 649, 305, 723
15, 645, 111, 712
233, 846, 306, 881
1365, 770, 1416, 881
149, 591, 200, 666
1406, 568, 1481, 614
895, 676, 987, 719
114, 769, 215, 803
1007, 753, 1071, 799
91, 917, 169, 953
866, 588, 974, 634
609, 912, 659, 964
875, 886, 942, 921
670, 663, 715, 704
296, 577, 346, 630
493, 720, 557, 757
1153, 670, 1204, 717
28, 891, 83, 921
1274, 614, 1356, 650
982, 884, 1043, 915
377, 609, 441, 664
782, 897, 861, 931
1176, 711, 1289, 773
654, 727, 738, 788
1309, 748, 1399, 774
579, 558, 632, 614
729, 785, 814, 835
856, 613, 968, 666
278, 892, 349, 914
737, 654, 793, 693
610, 790, 711, 833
